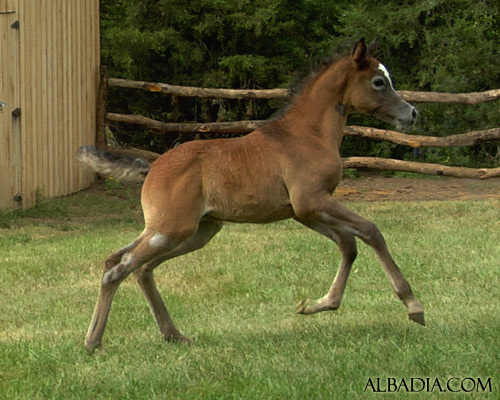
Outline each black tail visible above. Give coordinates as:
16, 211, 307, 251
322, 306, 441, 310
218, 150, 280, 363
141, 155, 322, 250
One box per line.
77, 146, 150, 182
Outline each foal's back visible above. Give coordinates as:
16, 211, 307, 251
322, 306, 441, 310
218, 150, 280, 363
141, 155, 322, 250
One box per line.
142, 126, 297, 225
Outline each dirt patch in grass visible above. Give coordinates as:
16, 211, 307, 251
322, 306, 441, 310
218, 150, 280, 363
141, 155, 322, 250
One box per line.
336, 172, 500, 201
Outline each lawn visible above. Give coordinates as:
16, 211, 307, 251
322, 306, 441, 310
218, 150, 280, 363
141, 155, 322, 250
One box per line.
1, 184, 498, 399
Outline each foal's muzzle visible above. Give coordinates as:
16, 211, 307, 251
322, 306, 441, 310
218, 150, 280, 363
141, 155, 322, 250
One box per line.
394, 103, 418, 130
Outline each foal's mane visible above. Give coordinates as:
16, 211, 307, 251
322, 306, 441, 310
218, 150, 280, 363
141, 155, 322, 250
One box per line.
269, 48, 347, 121
289, 53, 344, 96
290, 38, 377, 97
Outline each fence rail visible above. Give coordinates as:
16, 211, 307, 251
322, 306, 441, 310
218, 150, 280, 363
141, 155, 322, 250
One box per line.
99, 70, 500, 179
108, 77, 500, 104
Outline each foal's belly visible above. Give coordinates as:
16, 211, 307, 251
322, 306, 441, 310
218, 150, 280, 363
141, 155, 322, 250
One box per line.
203, 186, 294, 223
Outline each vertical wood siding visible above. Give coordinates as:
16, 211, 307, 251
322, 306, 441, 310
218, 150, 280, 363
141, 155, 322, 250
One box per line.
0, 1, 20, 208
0, 0, 99, 209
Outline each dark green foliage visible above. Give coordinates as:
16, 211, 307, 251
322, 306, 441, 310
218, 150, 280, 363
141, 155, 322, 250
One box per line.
101, 0, 500, 165
336, 0, 500, 166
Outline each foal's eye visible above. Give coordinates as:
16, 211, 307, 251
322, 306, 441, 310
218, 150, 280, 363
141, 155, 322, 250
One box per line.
372, 77, 385, 89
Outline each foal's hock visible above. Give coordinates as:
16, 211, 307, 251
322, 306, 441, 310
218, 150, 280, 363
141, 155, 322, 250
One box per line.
79, 38, 424, 352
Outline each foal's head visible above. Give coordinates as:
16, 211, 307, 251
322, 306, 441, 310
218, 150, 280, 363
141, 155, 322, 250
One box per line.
340, 38, 418, 129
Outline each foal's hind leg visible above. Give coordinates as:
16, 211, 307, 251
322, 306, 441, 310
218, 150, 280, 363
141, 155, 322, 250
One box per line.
294, 219, 357, 314
134, 221, 223, 344
85, 227, 199, 352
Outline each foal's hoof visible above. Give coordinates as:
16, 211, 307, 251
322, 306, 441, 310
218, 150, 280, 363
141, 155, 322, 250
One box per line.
408, 312, 426, 326
84, 340, 102, 354
296, 298, 338, 315
297, 298, 314, 314
165, 333, 193, 346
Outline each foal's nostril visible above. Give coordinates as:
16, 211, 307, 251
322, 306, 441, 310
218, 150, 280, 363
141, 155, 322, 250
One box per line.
412, 108, 418, 120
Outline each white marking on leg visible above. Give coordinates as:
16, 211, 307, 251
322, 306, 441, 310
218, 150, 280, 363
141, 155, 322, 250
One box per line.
149, 233, 167, 249
378, 63, 394, 89
102, 252, 134, 284
121, 252, 133, 266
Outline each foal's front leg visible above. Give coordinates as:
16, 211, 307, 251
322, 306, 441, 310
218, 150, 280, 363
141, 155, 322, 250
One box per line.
294, 219, 357, 314
294, 197, 425, 326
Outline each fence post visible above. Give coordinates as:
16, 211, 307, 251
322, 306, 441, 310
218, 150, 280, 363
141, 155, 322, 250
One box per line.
96, 66, 108, 149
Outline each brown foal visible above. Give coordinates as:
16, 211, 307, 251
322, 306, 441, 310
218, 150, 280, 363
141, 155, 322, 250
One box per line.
80, 38, 424, 352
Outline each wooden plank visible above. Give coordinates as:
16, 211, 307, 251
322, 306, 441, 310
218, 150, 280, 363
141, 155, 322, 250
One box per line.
76, 0, 83, 190
47, 0, 55, 197
0, 11, 16, 208
108, 78, 289, 100
17, 0, 28, 208
19, 0, 34, 207
19, 0, 35, 208
342, 157, 500, 179
344, 126, 500, 148
73, 0, 82, 192
10, 6, 22, 206
67, 0, 75, 192
0, 14, 9, 207
62, 0, 70, 195
108, 78, 500, 104
81, 0, 91, 187
81, 0, 96, 188
54, 0, 63, 196
30, 0, 38, 206
55, 0, 64, 195
106, 113, 266, 134
399, 89, 500, 104
47, 0, 55, 196
39, 0, 48, 198
80, 0, 99, 187
90, 0, 99, 186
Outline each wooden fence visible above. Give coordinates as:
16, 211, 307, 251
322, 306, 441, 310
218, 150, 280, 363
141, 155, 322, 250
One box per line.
98, 71, 500, 179
0, 0, 99, 210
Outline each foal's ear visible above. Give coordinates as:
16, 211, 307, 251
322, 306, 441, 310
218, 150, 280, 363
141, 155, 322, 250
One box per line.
352, 38, 367, 67
367, 38, 378, 56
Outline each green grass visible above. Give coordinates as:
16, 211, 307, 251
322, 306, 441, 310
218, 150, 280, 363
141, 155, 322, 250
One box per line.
1, 186, 499, 399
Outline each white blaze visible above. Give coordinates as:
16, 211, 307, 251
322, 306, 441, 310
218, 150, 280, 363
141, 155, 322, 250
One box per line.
378, 63, 394, 89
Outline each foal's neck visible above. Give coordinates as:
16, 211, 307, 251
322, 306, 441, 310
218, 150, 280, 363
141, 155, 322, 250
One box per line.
283, 61, 349, 149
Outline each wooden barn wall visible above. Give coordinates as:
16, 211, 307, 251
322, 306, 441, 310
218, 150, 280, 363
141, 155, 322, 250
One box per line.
0, 0, 99, 209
